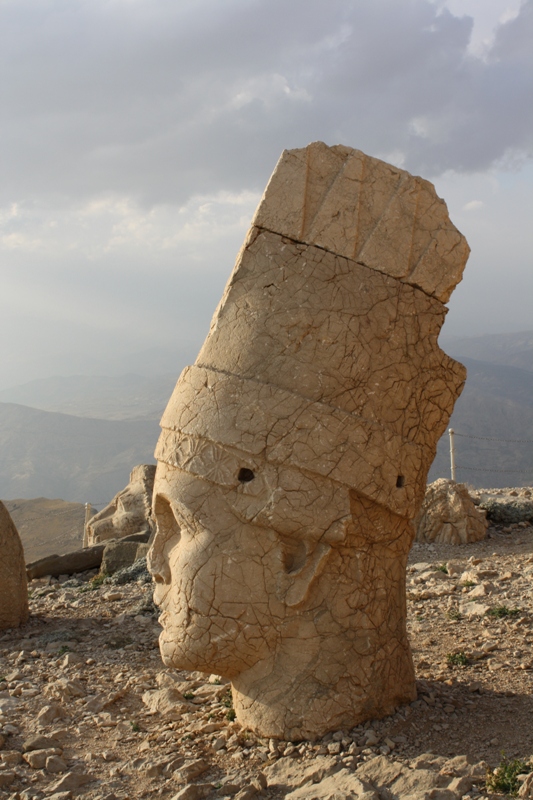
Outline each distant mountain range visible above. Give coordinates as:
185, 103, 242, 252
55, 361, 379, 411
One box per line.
441, 330, 533, 373
0, 330, 531, 503
0, 403, 159, 503
0, 373, 177, 421
428, 356, 533, 487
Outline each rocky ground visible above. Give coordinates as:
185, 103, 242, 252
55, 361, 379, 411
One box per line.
1, 490, 533, 800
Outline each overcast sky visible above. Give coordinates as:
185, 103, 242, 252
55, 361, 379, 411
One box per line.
0, 0, 531, 389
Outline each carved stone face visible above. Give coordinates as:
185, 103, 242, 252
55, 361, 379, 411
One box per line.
86, 465, 155, 546
149, 464, 280, 676
148, 439, 349, 678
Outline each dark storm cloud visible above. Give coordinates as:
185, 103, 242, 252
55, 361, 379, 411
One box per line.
1, 0, 531, 207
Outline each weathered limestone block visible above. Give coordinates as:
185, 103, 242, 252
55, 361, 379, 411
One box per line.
26, 544, 105, 580
416, 479, 488, 544
148, 142, 469, 740
0, 501, 29, 630
100, 539, 144, 575
85, 464, 156, 546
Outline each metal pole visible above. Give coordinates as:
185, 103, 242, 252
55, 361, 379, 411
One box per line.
83, 502, 91, 548
449, 428, 456, 482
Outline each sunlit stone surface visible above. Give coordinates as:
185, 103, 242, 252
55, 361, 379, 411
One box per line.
149, 142, 469, 739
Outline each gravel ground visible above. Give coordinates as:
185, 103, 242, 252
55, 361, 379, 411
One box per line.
0, 490, 532, 800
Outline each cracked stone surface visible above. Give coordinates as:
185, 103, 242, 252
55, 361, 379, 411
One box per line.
86, 465, 156, 547
0, 501, 28, 631
148, 142, 469, 740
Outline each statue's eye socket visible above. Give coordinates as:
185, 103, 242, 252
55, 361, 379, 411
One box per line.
238, 468, 255, 483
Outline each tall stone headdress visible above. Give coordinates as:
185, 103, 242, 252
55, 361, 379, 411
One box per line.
157, 142, 467, 520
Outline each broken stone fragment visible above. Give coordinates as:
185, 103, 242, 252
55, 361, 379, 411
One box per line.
47, 770, 94, 793
86, 464, 156, 546
149, 142, 469, 740
416, 479, 488, 544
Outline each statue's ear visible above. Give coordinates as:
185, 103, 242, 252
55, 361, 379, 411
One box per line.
278, 517, 350, 608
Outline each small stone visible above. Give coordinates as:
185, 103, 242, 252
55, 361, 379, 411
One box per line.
0, 750, 22, 766
234, 788, 258, 800
448, 775, 474, 793
171, 784, 214, 800
61, 653, 83, 668
26, 720, 59, 741
46, 755, 68, 773
24, 748, 60, 769
174, 758, 209, 782
36, 703, 68, 726
211, 735, 226, 752
47, 771, 93, 792
0, 771, 16, 787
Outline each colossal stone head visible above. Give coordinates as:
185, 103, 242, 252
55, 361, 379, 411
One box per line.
148, 142, 469, 740
86, 464, 156, 546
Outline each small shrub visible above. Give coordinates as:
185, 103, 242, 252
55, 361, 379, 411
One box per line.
222, 689, 233, 708
436, 564, 448, 574
485, 754, 531, 796
487, 606, 520, 619
447, 652, 469, 667
462, 580, 477, 588
183, 692, 195, 700
79, 572, 109, 593
226, 709, 236, 722
130, 721, 140, 732
57, 645, 70, 655
446, 608, 463, 621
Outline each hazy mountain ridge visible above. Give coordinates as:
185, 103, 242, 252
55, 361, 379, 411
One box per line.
0, 344, 197, 392
0, 403, 159, 503
0, 373, 177, 420
0, 332, 532, 504
441, 330, 533, 373
429, 356, 533, 487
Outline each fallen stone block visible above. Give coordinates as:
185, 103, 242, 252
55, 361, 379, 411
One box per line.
27, 544, 106, 580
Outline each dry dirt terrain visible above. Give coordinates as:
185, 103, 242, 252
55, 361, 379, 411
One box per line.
3, 500, 88, 564
1, 496, 532, 800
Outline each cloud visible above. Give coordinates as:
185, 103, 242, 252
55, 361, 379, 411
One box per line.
462, 200, 484, 210
0, 0, 531, 385
0, 0, 531, 209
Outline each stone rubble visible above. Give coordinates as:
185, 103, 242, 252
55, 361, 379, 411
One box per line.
0, 491, 531, 799
415, 479, 488, 545
85, 465, 156, 548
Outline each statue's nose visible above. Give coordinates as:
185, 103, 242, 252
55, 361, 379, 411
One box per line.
147, 536, 171, 584
147, 494, 181, 584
